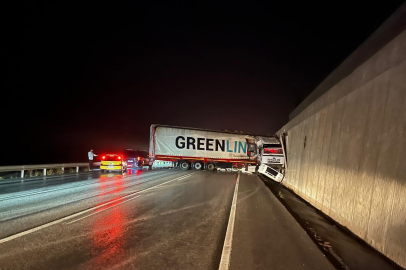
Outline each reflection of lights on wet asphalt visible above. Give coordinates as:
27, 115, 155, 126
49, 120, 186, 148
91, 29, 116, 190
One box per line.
125, 168, 143, 177
97, 176, 125, 197
96, 169, 146, 198
90, 173, 129, 267
91, 204, 127, 267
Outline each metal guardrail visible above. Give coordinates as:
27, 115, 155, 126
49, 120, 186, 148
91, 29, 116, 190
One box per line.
0, 162, 101, 178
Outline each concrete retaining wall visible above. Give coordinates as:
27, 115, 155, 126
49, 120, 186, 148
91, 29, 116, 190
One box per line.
276, 7, 406, 268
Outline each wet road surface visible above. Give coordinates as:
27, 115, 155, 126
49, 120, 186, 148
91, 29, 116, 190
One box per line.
0, 170, 334, 270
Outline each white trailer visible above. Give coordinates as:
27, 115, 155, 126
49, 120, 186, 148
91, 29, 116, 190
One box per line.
149, 124, 257, 170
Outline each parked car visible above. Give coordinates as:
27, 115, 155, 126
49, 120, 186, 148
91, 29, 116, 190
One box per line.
100, 154, 127, 173
124, 149, 151, 169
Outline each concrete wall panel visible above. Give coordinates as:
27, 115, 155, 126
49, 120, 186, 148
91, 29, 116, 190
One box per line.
304, 114, 316, 201
292, 120, 305, 187
366, 61, 406, 253
352, 71, 390, 238
330, 89, 354, 225
277, 24, 406, 267
342, 82, 371, 226
297, 117, 310, 194
318, 103, 335, 213
383, 60, 406, 267
324, 96, 346, 218
314, 107, 328, 209
307, 111, 321, 202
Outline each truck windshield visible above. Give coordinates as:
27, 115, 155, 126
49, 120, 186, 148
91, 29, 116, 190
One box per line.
263, 144, 283, 155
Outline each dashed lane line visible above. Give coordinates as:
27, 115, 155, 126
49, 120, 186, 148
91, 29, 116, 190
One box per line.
66, 173, 193, 224
0, 173, 193, 244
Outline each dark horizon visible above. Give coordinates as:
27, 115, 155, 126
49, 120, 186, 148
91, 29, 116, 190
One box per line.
3, 1, 404, 165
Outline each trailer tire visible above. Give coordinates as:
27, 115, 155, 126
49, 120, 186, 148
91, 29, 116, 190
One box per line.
180, 160, 191, 170
206, 163, 215, 171
193, 162, 203, 170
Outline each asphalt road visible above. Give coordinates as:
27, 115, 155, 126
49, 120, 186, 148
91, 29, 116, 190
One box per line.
0, 169, 335, 270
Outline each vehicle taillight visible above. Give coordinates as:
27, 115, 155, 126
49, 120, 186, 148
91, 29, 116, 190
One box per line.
102, 156, 105, 159
118, 156, 121, 160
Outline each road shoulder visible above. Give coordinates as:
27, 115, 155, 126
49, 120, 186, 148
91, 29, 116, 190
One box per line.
229, 173, 335, 270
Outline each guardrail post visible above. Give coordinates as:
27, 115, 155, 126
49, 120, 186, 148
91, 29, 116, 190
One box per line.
76, 166, 79, 173
21, 170, 24, 178
43, 168, 47, 176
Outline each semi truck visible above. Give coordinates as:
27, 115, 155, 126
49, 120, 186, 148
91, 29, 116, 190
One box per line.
149, 124, 258, 171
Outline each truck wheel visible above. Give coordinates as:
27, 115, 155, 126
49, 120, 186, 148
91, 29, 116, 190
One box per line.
206, 163, 215, 171
194, 162, 203, 170
180, 160, 191, 170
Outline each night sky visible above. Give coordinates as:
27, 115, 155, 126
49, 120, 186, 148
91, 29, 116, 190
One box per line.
3, 1, 404, 165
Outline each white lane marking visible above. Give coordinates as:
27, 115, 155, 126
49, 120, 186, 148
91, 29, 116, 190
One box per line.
66, 173, 193, 224
0, 169, 173, 201
66, 195, 141, 224
0, 174, 184, 223
177, 174, 194, 180
0, 173, 193, 244
218, 173, 240, 270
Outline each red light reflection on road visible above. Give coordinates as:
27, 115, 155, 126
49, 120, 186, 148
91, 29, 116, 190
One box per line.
91, 204, 126, 266
126, 168, 143, 176
90, 174, 129, 267
97, 175, 125, 197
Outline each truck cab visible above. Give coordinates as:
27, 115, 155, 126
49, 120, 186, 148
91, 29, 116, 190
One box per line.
255, 137, 284, 168
245, 136, 286, 182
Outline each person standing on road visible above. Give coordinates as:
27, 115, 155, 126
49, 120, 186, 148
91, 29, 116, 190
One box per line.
88, 149, 98, 171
